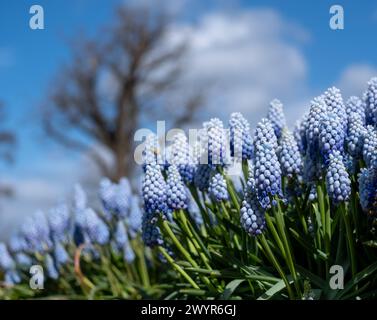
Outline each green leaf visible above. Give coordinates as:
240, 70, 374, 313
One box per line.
338, 261, 377, 298
220, 279, 245, 300
257, 277, 293, 300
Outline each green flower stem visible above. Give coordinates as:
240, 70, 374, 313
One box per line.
265, 213, 286, 259
273, 201, 301, 296
178, 210, 212, 270
316, 183, 330, 278
219, 167, 240, 211
220, 201, 231, 220
259, 235, 294, 299
161, 220, 218, 292
189, 186, 211, 235
342, 203, 357, 277
158, 246, 200, 289
135, 242, 150, 288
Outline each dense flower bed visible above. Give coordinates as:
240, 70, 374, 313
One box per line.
0, 78, 376, 300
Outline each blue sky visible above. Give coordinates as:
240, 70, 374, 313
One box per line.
0, 0, 377, 236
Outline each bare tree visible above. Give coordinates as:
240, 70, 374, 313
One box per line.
0, 101, 15, 198
43, 5, 203, 181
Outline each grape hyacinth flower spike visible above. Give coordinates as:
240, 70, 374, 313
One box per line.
346, 113, 366, 159
346, 96, 365, 124
167, 132, 197, 184
358, 160, 377, 217
240, 190, 266, 236
166, 165, 189, 210
208, 173, 229, 202
202, 118, 228, 167
363, 126, 377, 167
325, 151, 351, 205
277, 128, 303, 178
141, 163, 169, 247
323, 86, 347, 127
267, 99, 286, 138
319, 112, 345, 165
254, 118, 283, 208
365, 77, 377, 126
229, 112, 253, 160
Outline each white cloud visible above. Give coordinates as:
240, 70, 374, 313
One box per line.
166, 9, 310, 125
337, 64, 377, 99
0, 149, 101, 239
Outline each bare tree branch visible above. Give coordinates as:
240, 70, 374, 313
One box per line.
42, 4, 204, 181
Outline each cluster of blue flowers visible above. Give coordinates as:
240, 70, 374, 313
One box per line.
0, 177, 141, 285
2, 78, 377, 289
140, 77, 377, 241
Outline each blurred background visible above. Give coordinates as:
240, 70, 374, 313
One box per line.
0, 0, 377, 238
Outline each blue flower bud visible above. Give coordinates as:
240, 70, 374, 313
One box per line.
54, 242, 70, 267
267, 99, 286, 138
319, 113, 345, 165
254, 119, 282, 208
45, 254, 59, 280
277, 128, 302, 178
346, 96, 366, 124
365, 77, 377, 126
358, 161, 377, 216
166, 132, 197, 184
325, 151, 351, 204
166, 165, 189, 210
363, 125, 377, 167
346, 113, 366, 159
209, 173, 229, 202
323, 87, 347, 127
0, 243, 15, 270
240, 191, 266, 236
229, 112, 253, 160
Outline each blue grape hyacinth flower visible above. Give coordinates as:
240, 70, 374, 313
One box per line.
363, 125, 377, 167
8, 234, 27, 253
319, 112, 346, 165
365, 77, 377, 126
208, 173, 229, 202
254, 118, 283, 208
229, 112, 253, 160
128, 195, 142, 238
5, 270, 21, 285
166, 132, 197, 184
15, 252, 32, 267
202, 118, 228, 167
141, 210, 164, 247
358, 160, 377, 217
142, 163, 170, 219
346, 113, 367, 159
54, 241, 70, 267
0, 242, 15, 270
325, 151, 351, 204
142, 133, 164, 171
82, 208, 110, 245
306, 97, 328, 155
267, 99, 286, 138
323, 87, 347, 127
294, 113, 309, 154
194, 164, 213, 191
166, 165, 189, 210
114, 220, 135, 263
45, 254, 59, 280
48, 203, 71, 243
240, 190, 266, 236
277, 128, 303, 178
99, 177, 132, 221
346, 96, 366, 124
